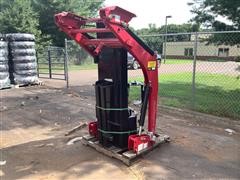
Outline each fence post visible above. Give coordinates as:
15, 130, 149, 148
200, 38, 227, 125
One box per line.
163, 34, 167, 64
192, 32, 198, 109
64, 38, 69, 88
47, 47, 52, 79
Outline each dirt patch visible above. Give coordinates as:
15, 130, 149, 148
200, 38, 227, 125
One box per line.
1, 85, 240, 179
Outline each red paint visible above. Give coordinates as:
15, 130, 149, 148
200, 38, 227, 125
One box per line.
88, 121, 98, 137
55, 6, 158, 136
128, 134, 151, 153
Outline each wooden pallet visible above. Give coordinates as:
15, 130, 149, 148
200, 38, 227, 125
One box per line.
1, 81, 43, 90
0, 84, 12, 90
14, 80, 43, 88
81, 134, 170, 166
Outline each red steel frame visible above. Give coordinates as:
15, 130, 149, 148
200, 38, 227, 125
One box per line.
55, 6, 158, 135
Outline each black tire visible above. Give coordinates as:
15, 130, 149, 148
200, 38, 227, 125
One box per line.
14, 75, 38, 84
14, 69, 37, 76
132, 60, 138, 70
0, 34, 6, 41
11, 49, 36, 56
0, 49, 8, 57
0, 72, 9, 79
12, 56, 36, 63
0, 78, 10, 88
14, 62, 37, 71
9, 41, 35, 49
0, 63, 9, 72
6, 33, 35, 42
0, 41, 8, 49
0, 77, 10, 82
0, 56, 8, 62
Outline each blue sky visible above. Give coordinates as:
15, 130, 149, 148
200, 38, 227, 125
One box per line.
104, 0, 193, 29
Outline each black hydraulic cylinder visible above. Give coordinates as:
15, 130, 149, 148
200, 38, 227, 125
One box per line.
139, 84, 150, 127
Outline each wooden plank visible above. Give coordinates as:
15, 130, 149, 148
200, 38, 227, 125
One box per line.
122, 151, 136, 159
83, 135, 95, 141
81, 133, 170, 166
65, 122, 88, 136
108, 146, 124, 153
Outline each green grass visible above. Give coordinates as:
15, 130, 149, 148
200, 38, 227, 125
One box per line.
38, 63, 97, 73
163, 59, 192, 64
129, 72, 240, 119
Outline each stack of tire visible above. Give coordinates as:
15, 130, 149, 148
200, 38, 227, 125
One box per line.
0, 34, 10, 89
7, 33, 38, 85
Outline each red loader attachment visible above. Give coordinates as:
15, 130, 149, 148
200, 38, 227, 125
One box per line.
55, 6, 169, 165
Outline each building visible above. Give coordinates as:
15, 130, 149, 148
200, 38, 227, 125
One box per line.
165, 35, 240, 61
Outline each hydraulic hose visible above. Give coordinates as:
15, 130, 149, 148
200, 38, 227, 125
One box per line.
138, 84, 150, 135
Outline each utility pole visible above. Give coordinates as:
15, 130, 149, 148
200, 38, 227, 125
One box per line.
163, 15, 172, 63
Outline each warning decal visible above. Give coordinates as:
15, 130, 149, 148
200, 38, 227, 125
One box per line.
147, 61, 156, 70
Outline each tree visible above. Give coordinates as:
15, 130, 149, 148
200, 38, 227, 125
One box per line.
66, 40, 89, 65
0, 0, 41, 37
31, 0, 104, 47
136, 23, 198, 53
188, 0, 240, 46
189, 0, 240, 30
0, 0, 51, 51
0, 0, 104, 49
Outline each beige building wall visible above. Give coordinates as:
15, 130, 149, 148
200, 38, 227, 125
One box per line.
165, 41, 240, 57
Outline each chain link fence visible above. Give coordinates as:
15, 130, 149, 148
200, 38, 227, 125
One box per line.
129, 31, 240, 119
64, 31, 240, 119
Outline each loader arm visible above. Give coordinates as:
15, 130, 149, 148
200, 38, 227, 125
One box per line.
55, 6, 158, 134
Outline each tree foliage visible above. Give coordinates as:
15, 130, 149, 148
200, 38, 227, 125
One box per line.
67, 40, 89, 65
31, 0, 104, 47
136, 23, 198, 53
0, 0, 104, 49
0, 0, 50, 51
189, 0, 240, 30
0, 0, 41, 37
189, 0, 240, 46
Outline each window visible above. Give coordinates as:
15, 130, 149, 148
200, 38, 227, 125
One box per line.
218, 48, 229, 57
184, 48, 193, 56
